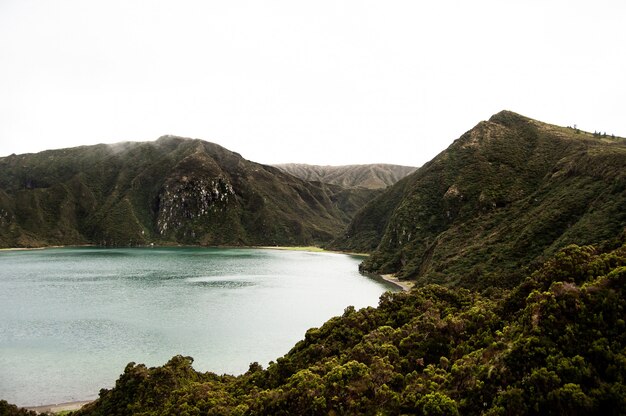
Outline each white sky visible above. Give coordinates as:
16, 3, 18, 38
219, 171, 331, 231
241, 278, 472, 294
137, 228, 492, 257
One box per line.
0, 1, 624, 166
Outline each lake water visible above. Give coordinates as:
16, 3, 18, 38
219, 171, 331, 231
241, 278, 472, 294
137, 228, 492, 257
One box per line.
0, 247, 396, 407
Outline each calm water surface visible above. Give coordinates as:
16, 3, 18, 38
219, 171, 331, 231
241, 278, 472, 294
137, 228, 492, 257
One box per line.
0, 247, 396, 406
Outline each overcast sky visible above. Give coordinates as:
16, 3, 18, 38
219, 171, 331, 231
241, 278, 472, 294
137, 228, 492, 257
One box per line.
1, 1, 624, 166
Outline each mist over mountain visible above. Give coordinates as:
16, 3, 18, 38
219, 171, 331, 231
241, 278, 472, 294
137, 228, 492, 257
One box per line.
332, 110, 626, 289
273, 163, 417, 189
0, 136, 377, 248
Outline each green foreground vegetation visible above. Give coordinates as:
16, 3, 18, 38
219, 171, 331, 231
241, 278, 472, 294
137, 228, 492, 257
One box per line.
46, 238, 623, 415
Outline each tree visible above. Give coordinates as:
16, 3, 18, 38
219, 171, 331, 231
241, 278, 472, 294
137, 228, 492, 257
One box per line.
416, 392, 460, 416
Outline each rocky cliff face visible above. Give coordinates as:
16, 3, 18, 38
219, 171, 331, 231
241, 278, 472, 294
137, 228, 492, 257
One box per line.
0, 137, 375, 248
157, 176, 235, 237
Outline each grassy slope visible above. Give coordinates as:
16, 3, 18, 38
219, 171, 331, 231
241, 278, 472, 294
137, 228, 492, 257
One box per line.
333, 111, 626, 289
0, 137, 377, 248
274, 163, 417, 190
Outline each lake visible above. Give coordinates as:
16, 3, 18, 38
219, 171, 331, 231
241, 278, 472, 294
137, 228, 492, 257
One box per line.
0, 247, 396, 407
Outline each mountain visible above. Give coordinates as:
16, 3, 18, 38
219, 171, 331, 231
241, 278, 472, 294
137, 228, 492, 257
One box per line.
0, 136, 376, 248
332, 111, 626, 288
273, 163, 417, 189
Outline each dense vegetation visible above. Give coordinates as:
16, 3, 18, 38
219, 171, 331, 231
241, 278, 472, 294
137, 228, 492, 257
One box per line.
333, 111, 626, 289
274, 163, 417, 190
69, 238, 626, 415
0, 137, 378, 248
0, 401, 37, 416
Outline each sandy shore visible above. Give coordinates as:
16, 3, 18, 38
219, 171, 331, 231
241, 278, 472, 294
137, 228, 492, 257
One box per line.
380, 274, 414, 292
259, 245, 326, 252
258, 246, 369, 256
1, 245, 369, 256
0, 245, 94, 252
0, 247, 52, 251
25, 400, 92, 414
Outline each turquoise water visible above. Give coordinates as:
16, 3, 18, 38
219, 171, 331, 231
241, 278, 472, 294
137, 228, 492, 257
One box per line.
0, 247, 396, 406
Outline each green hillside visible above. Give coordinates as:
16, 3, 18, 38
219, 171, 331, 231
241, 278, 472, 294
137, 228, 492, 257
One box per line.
273, 163, 417, 190
333, 111, 626, 289
0, 136, 376, 248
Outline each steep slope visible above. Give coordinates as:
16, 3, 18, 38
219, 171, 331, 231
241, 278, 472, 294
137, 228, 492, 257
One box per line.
333, 111, 626, 288
274, 163, 417, 189
0, 136, 372, 248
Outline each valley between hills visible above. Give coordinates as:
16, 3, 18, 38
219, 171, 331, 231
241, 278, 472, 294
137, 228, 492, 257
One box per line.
2, 110, 626, 415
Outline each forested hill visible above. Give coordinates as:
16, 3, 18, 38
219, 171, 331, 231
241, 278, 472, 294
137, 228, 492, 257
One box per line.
0, 136, 377, 248
273, 163, 417, 189
332, 110, 626, 289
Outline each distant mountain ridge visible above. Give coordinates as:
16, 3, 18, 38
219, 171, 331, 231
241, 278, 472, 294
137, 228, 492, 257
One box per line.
273, 163, 417, 189
0, 136, 377, 248
332, 110, 626, 289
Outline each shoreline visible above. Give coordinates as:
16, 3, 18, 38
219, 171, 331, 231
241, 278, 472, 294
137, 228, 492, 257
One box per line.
25, 400, 92, 414
259, 245, 369, 257
379, 273, 414, 292
259, 245, 326, 252
0, 244, 370, 257
0, 244, 95, 252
